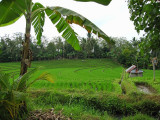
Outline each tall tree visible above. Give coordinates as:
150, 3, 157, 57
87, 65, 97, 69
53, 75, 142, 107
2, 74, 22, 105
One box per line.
128, 0, 160, 52
0, 33, 23, 62
0, 0, 113, 75
55, 37, 64, 58
47, 41, 56, 59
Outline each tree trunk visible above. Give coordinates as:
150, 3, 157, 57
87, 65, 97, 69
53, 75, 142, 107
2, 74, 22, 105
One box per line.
152, 58, 157, 81
20, 9, 31, 76
153, 62, 155, 81
19, 0, 32, 114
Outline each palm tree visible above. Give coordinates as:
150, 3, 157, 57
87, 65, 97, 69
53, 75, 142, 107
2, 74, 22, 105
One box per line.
0, 0, 112, 75
0, 68, 54, 119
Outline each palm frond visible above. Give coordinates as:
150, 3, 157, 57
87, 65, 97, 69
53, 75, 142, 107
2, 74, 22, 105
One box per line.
0, 71, 10, 90
0, 0, 26, 27
46, 7, 115, 45
35, 72, 54, 83
12, 90, 26, 102
14, 67, 54, 92
26, 72, 54, 89
45, 8, 81, 50
0, 91, 8, 100
1, 99, 23, 119
32, 2, 45, 44
14, 68, 38, 92
0, 69, 54, 119
73, 0, 112, 6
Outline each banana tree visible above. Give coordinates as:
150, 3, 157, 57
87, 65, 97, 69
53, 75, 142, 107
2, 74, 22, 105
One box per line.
0, 0, 112, 75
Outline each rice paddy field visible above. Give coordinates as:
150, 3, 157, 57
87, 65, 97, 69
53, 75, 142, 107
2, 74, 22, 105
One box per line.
0, 59, 160, 119
0, 59, 123, 92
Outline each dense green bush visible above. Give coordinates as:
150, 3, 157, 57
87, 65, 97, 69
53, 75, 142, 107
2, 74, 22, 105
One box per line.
122, 113, 155, 120
29, 91, 160, 118
135, 100, 160, 117
0, 69, 54, 119
34, 92, 71, 105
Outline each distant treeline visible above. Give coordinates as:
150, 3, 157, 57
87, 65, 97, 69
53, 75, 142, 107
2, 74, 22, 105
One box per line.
0, 32, 160, 69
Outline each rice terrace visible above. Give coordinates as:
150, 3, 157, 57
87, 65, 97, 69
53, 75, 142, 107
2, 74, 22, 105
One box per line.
0, 0, 160, 120
0, 59, 160, 119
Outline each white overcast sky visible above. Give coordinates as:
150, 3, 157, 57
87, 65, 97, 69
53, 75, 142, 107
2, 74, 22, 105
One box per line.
0, 0, 144, 40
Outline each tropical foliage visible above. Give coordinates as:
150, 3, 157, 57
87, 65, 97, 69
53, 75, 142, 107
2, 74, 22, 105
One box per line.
1, 33, 160, 69
0, 0, 113, 48
128, 0, 160, 53
0, 33, 109, 61
0, 68, 54, 119
0, 0, 113, 75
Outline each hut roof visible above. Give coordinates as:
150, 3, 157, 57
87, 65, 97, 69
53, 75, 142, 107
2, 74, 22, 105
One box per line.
125, 65, 136, 73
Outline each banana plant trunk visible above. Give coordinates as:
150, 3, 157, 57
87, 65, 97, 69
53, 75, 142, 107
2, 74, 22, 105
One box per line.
19, 0, 32, 114
20, 2, 32, 76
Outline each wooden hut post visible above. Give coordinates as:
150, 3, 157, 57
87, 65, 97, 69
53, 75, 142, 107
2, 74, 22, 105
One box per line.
152, 57, 158, 81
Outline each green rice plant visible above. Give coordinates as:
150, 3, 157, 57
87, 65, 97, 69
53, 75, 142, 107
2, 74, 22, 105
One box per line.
102, 83, 107, 91
65, 82, 69, 89
72, 82, 77, 88
81, 82, 86, 90
76, 82, 80, 89
91, 82, 97, 91
1, 59, 159, 95
0, 59, 124, 93
121, 78, 139, 95
122, 113, 155, 120
96, 83, 102, 91
54, 103, 114, 120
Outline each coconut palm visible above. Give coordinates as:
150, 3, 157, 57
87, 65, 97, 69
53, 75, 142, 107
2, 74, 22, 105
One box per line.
0, 0, 113, 75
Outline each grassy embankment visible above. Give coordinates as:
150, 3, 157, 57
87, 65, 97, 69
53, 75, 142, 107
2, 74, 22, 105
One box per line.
0, 59, 160, 120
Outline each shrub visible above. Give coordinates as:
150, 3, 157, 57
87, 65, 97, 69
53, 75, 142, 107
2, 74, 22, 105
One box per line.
0, 68, 54, 119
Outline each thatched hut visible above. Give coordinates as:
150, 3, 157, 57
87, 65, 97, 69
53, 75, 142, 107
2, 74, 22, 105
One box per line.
126, 65, 143, 77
